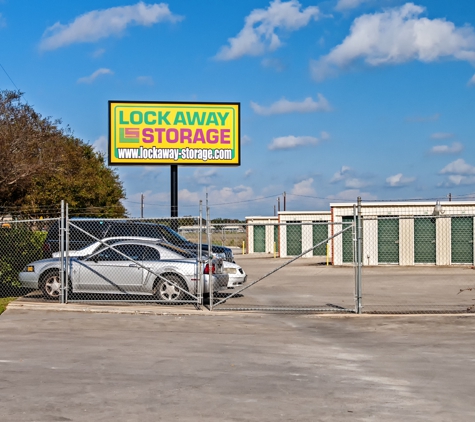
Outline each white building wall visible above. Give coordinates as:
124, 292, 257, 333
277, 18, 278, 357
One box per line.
400, 218, 414, 266
436, 217, 451, 266
278, 212, 331, 258
244, 217, 278, 255
363, 218, 378, 266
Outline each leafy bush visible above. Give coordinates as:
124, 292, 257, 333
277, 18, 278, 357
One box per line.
0, 227, 46, 287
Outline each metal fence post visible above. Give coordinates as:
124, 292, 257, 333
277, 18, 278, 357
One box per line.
198, 201, 203, 308
64, 202, 69, 304
207, 203, 213, 310
60, 200, 65, 304
356, 196, 363, 314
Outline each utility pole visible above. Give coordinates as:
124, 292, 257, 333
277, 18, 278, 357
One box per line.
283, 191, 286, 211
274, 205, 276, 216
448, 193, 452, 202
278, 197, 280, 212
141, 193, 144, 218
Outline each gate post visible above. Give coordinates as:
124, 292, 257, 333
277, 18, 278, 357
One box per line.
356, 197, 363, 314
60, 200, 65, 304
197, 201, 203, 308
207, 203, 213, 310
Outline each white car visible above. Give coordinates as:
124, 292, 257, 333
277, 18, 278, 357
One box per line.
223, 261, 247, 289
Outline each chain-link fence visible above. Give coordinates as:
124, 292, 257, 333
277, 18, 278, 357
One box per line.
3, 200, 475, 313
209, 221, 357, 312
360, 214, 475, 313
0, 217, 57, 301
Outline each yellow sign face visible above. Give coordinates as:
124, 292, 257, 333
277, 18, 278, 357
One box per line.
109, 101, 240, 166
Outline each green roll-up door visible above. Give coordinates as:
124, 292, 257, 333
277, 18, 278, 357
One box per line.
313, 222, 328, 256
253, 225, 266, 252
451, 217, 473, 264
286, 222, 302, 256
274, 225, 279, 253
342, 217, 354, 263
414, 217, 436, 263
378, 217, 399, 263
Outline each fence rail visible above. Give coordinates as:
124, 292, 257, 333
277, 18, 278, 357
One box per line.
1, 200, 475, 314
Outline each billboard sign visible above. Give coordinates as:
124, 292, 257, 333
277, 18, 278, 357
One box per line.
109, 101, 240, 166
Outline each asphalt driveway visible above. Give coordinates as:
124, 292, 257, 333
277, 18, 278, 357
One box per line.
0, 309, 474, 421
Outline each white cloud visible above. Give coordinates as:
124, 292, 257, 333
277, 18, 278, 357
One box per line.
386, 173, 416, 187
430, 142, 463, 154
291, 178, 316, 196
430, 132, 454, 139
92, 48, 105, 58
335, 0, 368, 11
136, 75, 154, 85
40, 2, 183, 51
345, 178, 369, 189
438, 175, 475, 187
268, 134, 324, 150
311, 3, 475, 81
244, 169, 253, 178
215, 0, 320, 60
440, 158, 475, 175
208, 185, 255, 206
194, 169, 218, 185
251, 93, 331, 115
92, 135, 107, 153
468, 73, 475, 86
0, 13, 6, 28
242, 135, 252, 144
77, 68, 113, 84
261, 57, 285, 71
330, 165, 351, 183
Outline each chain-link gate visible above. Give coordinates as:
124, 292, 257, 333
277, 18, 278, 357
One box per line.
360, 213, 475, 313
208, 220, 359, 312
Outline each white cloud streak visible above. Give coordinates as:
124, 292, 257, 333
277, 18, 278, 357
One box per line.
251, 93, 331, 115
193, 169, 218, 185
335, 0, 368, 11
330, 166, 351, 183
311, 3, 475, 81
77, 68, 113, 84
430, 142, 463, 154
386, 173, 416, 187
268, 131, 328, 150
430, 132, 454, 139
291, 178, 316, 196
215, 0, 320, 60
468, 73, 475, 86
440, 159, 475, 175
40, 2, 183, 51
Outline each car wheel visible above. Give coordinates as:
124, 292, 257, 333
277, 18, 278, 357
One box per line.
153, 274, 186, 302
40, 270, 62, 300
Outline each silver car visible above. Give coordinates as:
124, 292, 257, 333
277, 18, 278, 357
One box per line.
20, 240, 228, 301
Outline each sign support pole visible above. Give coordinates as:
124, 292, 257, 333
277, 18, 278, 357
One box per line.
171, 165, 178, 230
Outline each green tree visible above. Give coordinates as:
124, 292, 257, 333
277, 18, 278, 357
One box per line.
0, 90, 126, 217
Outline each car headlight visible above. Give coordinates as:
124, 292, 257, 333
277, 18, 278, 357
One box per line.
24, 265, 35, 272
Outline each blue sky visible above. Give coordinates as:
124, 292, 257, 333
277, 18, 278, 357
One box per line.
1, 0, 475, 218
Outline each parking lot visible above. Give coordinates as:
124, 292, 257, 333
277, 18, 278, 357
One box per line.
214, 253, 475, 313
0, 308, 474, 421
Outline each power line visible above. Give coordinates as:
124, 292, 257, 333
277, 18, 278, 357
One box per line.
0, 62, 18, 90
